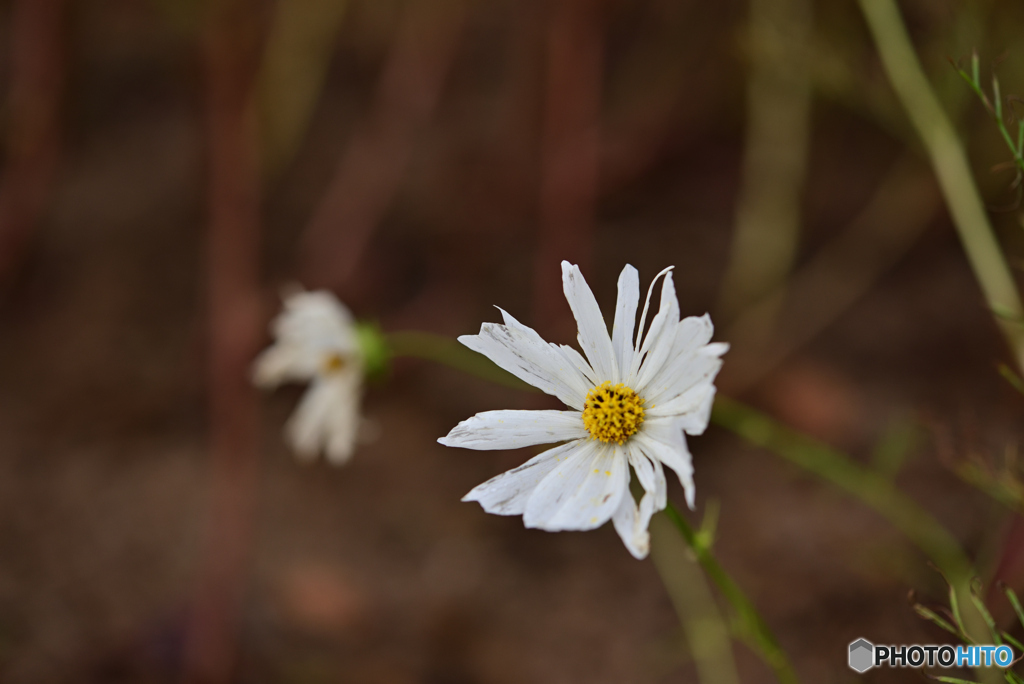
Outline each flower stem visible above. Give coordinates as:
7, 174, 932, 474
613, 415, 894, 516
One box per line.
663, 503, 799, 684
650, 513, 741, 684
857, 0, 1024, 373
385, 330, 535, 391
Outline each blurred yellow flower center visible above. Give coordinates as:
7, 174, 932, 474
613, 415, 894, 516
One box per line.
322, 352, 347, 373
582, 381, 645, 444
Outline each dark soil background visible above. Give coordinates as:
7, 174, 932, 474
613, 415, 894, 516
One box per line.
1, 0, 1024, 682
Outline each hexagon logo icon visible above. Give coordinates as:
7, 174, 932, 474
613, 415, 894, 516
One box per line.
849, 638, 874, 673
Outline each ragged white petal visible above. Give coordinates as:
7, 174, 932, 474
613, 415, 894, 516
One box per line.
561, 261, 618, 382
642, 317, 726, 407
462, 440, 584, 515
524, 440, 628, 531
438, 410, 588, 450
459, 309, 593, 410
635, 417, 696, 509
611, 487, 655, 559
611, 265, 640, 382
643, 350, 724, 435
648, 385, 717, 435
285, 370, 362, 465
632, 272, 681, 391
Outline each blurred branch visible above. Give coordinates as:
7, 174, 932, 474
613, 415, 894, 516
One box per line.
299, 0, 467, 293
717, 0, 813, 322
0, 0, 65, 290
858, 0, 1024, 375
711, 396, 995, 662
722, 154, 940, 392
181, 2, 265, 682
650, 513, 742, 684
533, 0, 603, 331
257, 0, 349, 172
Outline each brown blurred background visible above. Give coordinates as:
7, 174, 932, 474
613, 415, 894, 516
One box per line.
2, 0, 1024, 682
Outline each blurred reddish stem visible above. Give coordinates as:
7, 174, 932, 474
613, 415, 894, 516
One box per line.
533, 0, 602, 332
181, 3, 264, 683
0, 0, 65, 288
299, 0, 466, 293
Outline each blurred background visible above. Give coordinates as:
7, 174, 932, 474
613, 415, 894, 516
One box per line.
2, 0, 1024, 682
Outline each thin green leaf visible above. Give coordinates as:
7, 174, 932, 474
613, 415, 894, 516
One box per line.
995, 75, 1004, 121
1004, 585, 1024, 630
999, 364, 1024, 396
999, 630, 1024, 653
968, 577, 1001, 644
913, 603, 964, 639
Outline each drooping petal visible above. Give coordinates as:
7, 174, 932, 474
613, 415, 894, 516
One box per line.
635, 417, 696, 509
458, 309, 592, 410
462, 440, 584, 516
438, 410, 588, 450
611, 265, 640, 382
523, 440, 628, 531
611, 487, 655, 559
285, 370, 361, 465
561, 261, 618, 382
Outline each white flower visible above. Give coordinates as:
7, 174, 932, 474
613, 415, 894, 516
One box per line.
253, 289, 364, 465
438, 262, 727, 559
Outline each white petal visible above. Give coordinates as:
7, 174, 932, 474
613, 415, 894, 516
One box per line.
253, 288, 360, 387
285, 371, 361, 464
632, 272, 681, 391
635, 418, 696, 509
641, 315, 725, 406
523, 440, 628, 531
629, 266, 674, 377
459, 309, 592, 410
561, 261, 618, 382
648, 385, 717, 435
611, 265, 640, 382
462, 440, 583, 515
438, 410, 588, 450
644, 344, 727, 419
611, 488, 654, 559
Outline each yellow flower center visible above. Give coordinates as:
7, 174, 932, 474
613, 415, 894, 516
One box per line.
582, 381, 645, 445
322, 352, 348, 374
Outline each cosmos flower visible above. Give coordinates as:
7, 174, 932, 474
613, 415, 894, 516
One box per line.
438, 262, 727, 558
253, 288, 364, 465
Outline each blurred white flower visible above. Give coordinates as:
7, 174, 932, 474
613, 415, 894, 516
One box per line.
254, 289, 364, 465
439, 262, 727, 559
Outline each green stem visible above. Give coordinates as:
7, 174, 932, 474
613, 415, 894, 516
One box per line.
711, 397, 974, 586
385, 331, 533, 391
711, 396, 999, 683
664, 503, 798, 684
650, 513, 741, 684
857, 0, 1024, 373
